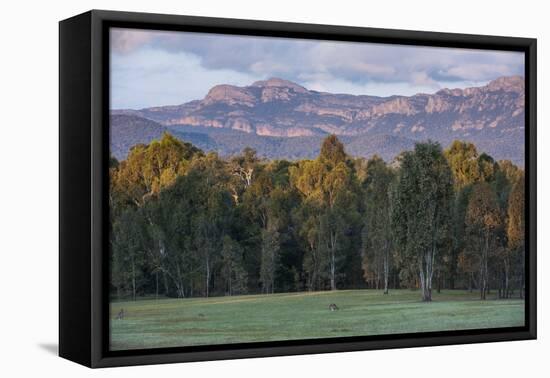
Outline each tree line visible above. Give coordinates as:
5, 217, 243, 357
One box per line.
109, 133, 525, 302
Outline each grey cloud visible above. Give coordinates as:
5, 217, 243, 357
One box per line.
111, 28, 524, 86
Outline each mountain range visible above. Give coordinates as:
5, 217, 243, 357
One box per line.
111, 76, 525, 165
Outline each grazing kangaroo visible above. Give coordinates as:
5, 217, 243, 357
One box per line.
116, 309, 125, 320
328, 303, 339, 311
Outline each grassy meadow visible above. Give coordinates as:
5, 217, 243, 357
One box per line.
110, 290, 525, 350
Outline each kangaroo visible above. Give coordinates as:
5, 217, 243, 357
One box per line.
328, 303, 339, 311
116, 309, 125, 320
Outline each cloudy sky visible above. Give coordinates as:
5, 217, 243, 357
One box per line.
110, 27, 524, 109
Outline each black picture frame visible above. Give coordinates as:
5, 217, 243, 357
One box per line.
59, 9, 537, 368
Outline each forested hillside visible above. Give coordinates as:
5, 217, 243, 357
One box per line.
111, 118, 417, 163
110, 134, 525, 302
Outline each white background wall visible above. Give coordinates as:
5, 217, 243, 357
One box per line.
0, 0, 546, 376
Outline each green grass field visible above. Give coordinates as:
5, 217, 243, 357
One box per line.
110, 289, 525, 350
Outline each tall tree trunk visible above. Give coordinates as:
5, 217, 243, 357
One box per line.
479, 261, 485, 300
420, 248, 434, 302
329, 231, 337, 291
163, 271, 169, 297
419, 267, 431, 302
504, 259, 510, 299
330, 253, 336, 290
175, 261, 185, 298
449, 250, 456, 290
437, 269, 442, 294
479, 234, 488, 300
205, 254, 210, 298
272, 245, 276, 294
485, 235, 490, 297
383, 244, 389, 294
520, 265, 524, 299
155, 271, 159, 300
131, 255, 136, 301
485, 239, 489, 298
420, 221, 438, 302
228, 269, 232, 296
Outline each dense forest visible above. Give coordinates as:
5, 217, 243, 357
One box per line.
109, 133, 525, 302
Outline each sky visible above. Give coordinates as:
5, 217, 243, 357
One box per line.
110, 27, 525, 110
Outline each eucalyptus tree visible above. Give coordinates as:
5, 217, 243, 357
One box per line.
293, 200, 327, 291
260, 221, 281, 294
145, 173, 198, 298
444, 140, 481, 190
290, 135, 360, 291
392, 142, 454, 302
111, 208, 148, 300
220, 235, 248, 296
507, 174, 525, 298
321, 162, 359, 290
291, 159, 327, 290
111, 132, 201, 208
190, 152, 234, 297
361, 155, 395, 294
465, 182, 504, 300
491, 161, 522, 298
229, 147, 260, 204
444, 141, 481, 289
494, 160, 522, 209
477, 153, 499, 183
256, 164, 299, 293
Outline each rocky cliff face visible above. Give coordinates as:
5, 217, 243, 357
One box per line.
112, 76, 525, 164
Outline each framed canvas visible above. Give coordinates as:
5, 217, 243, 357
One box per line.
59, 10, 537, 368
